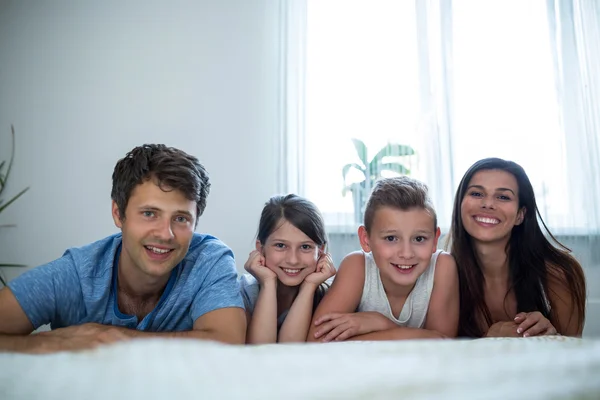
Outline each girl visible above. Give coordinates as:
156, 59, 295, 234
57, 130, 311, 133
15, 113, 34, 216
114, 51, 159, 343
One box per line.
240, 194, 336, 344
448, 158, 586, 338
308, 177, 459, 342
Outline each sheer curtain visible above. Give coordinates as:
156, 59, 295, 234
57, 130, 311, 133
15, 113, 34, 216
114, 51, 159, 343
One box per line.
283, 0, 600, 309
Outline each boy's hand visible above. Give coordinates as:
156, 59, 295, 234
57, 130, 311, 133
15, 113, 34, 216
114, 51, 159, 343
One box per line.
514, 311, 558, 337
304, 252, 336, 286
312, 311, 395, 342
244, 250, 277, 285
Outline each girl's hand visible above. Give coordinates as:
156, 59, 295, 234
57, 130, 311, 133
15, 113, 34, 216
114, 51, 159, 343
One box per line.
304, 252, 336, 286
312, 311, 394, 342
244, 250, 277, 285
514, 311, 558, 337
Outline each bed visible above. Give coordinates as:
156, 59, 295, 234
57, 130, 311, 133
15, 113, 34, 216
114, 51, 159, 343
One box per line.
1, 336, 599, 399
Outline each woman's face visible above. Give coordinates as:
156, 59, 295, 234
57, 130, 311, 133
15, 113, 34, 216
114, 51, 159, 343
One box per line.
460, 169, 525, 245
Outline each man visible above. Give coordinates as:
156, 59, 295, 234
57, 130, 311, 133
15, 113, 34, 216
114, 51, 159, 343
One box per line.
0, 144, 246, 352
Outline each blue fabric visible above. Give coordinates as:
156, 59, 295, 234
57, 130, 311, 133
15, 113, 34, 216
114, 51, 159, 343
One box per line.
238, 274, 289, 329
8, 233, 244, 331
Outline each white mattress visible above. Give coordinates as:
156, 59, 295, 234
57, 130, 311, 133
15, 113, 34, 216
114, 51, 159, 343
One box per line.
1, 336, 599, 399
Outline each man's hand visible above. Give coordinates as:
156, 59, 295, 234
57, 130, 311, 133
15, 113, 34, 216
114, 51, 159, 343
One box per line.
31, 323, 130, 353
312, 311, 395, 342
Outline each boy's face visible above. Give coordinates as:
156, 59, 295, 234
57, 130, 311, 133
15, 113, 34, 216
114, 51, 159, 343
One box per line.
359, 206, 440, 290
112, 179, 197, 282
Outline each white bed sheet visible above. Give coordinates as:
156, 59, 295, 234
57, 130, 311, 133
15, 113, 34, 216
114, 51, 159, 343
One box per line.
1, 336, 599, 400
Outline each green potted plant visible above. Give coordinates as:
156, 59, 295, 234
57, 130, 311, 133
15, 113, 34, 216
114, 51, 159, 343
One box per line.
0, 125, 30, 286
342, 138, 415, 225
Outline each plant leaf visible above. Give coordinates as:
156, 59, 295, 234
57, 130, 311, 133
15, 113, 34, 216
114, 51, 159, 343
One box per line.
370, 143, 415, 167
379, 162, 411, 176
351, 138, 368, 168
0, 126, 17, 196
342, 162, 366, 181
0, 187, 29, 214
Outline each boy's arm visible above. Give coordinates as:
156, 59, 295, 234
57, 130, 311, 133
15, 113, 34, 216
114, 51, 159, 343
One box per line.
422, 252, 459, 337
344, 252, 458, 341
306, 252, 365, 342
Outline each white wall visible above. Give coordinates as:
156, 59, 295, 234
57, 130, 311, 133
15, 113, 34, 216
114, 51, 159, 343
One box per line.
0, 0, 282, 277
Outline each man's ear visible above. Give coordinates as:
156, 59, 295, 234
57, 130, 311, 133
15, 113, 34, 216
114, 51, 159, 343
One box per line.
358, 225, 371, 252
112, 201, 123, 229
516, 207, 526, 226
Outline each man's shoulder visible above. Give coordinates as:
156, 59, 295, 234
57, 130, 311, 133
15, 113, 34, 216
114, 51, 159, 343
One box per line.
184, 233, 233, 264
63, 233, 122, 277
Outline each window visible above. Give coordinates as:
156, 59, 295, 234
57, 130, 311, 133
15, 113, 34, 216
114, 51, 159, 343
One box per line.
302, 0, 578, 232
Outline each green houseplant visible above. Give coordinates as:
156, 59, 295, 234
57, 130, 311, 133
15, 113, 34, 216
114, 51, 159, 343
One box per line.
0, 125, 30, 286
342, 138, 415, 224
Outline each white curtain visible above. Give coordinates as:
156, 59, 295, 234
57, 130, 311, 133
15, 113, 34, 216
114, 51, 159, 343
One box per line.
282, 0, 600, 270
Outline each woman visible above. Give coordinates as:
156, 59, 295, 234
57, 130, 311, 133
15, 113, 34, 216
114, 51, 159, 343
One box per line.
448, 158, 586, 337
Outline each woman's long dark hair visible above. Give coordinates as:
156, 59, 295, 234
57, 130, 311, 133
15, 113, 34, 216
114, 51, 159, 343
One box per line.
447, 158, 586, 337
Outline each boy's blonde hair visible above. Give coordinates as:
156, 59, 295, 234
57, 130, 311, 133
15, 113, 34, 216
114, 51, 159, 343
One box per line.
363, 176, 437, 234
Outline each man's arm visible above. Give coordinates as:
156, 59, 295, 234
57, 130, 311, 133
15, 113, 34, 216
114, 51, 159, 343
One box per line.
0, 306, 247, 354
114, 307, 247, 344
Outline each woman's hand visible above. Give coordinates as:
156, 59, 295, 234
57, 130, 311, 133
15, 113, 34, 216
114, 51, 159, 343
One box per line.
484, 321, 521, 338
514, 311, 558, 337
244, 250, 277, 285
304, 251, 336, 286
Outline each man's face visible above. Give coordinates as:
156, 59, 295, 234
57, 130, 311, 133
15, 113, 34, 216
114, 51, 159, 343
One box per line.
112, 180, 197, 281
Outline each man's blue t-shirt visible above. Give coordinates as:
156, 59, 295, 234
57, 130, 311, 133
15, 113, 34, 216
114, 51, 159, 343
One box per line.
8, 233, 244, 331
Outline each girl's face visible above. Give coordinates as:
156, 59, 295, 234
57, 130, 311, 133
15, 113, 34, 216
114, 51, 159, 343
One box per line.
460, 169, 525, 245
259, 219, 321, 287
359, 206, 439, 291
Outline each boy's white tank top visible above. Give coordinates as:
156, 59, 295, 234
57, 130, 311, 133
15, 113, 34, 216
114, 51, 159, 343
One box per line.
357, 249, 442, 328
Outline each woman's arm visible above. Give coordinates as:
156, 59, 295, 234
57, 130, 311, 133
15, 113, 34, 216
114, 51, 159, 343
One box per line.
547, 267, 584, 337
306, 252, 365, 342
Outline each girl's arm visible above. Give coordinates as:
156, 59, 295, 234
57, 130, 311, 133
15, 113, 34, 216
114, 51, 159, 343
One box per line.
306, 252, 365, 342
279, 252, 336, 342
278, 281, 320, 342
246, 280, 278, 344
423, 252, 460, 337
